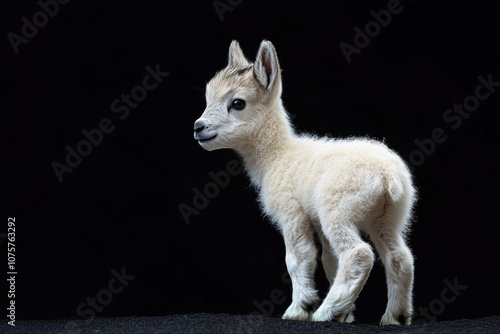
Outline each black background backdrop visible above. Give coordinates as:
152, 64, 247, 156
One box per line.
2, 0, 499, 324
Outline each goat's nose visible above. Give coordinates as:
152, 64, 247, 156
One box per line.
193, 119, 206, 133
194, 125, 204, 134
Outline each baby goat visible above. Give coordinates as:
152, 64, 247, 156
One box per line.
193, 40, 416, 325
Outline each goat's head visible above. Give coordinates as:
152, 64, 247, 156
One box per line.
193, 40, 282, 151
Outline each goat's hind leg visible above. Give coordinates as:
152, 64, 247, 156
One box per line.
367, 217, 414, 325
312, 221, 375, 322
319, 234, 356, 323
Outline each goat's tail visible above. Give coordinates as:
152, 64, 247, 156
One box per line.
386, 173, 405, 203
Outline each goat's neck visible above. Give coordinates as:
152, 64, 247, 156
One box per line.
235, 101, 294, 188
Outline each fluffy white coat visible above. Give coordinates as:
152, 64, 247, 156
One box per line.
193, 40, 416, 325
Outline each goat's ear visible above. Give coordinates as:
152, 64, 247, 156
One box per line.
228, 40, 250, 68
253, 40, 281, 93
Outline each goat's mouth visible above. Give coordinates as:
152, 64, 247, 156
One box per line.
197, 134, 217, 143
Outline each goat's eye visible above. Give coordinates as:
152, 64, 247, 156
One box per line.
230, 99, 246, 111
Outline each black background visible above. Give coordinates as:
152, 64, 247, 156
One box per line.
2, 0, 499, 324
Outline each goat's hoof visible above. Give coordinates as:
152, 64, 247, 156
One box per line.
380, 313, 411, 326
380, 317, 401, 326
311, 307, 334, 322
335, 309, 355, 323
282, 306, 310, 321
312, 306, 356, 323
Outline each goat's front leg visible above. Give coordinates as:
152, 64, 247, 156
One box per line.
281, 217, 319, 321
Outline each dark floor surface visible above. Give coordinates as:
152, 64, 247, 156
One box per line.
2, 314, 499, 334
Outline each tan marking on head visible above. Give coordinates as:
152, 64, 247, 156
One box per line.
206, 64, 264, 106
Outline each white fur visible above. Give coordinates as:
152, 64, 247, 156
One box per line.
193, 40, 416, 326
